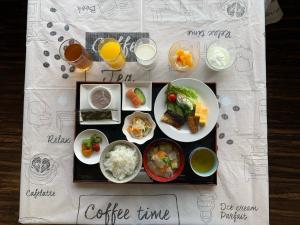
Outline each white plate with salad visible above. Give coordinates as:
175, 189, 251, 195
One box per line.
154, 78, 219, 142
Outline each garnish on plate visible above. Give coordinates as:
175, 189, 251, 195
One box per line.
161, 83, 208, 133
81, 133, 102, 157
127, 116, 152, 139
126, 88, 146, 108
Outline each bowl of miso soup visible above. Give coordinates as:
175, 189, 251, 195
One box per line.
189, 147, 218, 177
143, 138, 185, 182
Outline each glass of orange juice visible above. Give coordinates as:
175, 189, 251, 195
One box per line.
98, 38, 126, 70
59, 39, 93, 72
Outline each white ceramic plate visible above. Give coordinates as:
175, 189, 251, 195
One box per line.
99, 140, 142, 183
122, 112, 156, 145
154, 78, 219, 142
122, 82, 152, 111
74, 129, 109, 165
80, 84, 121, 125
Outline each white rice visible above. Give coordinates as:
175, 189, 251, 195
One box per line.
104, 144, 138, 180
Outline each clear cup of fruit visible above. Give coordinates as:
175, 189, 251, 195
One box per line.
168, 40, 200, 74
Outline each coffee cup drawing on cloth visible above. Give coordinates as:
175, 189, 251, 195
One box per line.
25, 153, 58, 185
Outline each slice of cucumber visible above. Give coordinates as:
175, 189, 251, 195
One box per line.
134, 88, 146, 105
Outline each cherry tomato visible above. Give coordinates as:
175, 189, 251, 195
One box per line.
167, 93, 177, 102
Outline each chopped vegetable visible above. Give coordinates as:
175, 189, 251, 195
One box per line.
127, 116, 152, 139
147, 142, 180, 178
81, 133, 103, 158
82, 139, 92, 149
134, 88, 146, 105
176, 94, 194, 111
82, 147, 93, 157
91, 133, 102, 144
92, 143, 100, 152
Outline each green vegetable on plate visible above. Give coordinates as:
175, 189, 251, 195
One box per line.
82, 138, 92, 148
134, 88, 146, 105
91, 133, 102, 144
166, 83, 198, 103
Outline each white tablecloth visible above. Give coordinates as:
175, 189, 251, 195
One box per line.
20, 0, 271, 224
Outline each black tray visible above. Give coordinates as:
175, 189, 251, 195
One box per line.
74, 82, 217, 184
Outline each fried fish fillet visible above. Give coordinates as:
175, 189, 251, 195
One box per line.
161, 110, 185, 129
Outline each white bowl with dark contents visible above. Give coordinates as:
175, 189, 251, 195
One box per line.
88, 86, 112, 110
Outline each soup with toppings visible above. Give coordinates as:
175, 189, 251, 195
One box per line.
90, 88, 111, 109
147, 141, 180, 178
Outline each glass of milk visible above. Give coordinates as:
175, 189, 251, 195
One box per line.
205, 40, 236, 71
134, 38, 157, 70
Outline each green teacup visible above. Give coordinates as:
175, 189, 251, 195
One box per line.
189, 147, 218, 177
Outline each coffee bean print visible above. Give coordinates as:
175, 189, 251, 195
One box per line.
43, 51, 50, 56
219, 133, 225, 139
47, 22, 53, 28
64, 25, 69, 31
50, 8, 56, 13
226, 139, 234, 145
58, 36, 64, 42
50, 31, 57, 36
61, 65, 66, 72
54, 54, 61, 60
43, 62, 50, 68
221, 114, 229, 120
233, 105, 240, 111
69, 66, 75, 73
62, 73, 69, 79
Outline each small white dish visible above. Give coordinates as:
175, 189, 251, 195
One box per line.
122, 82, 152, 111
99, 140, 142, 183
88, 86, 112, 110
80, 84, 121, 125
154, 78, 219, 142
74, 129, 109, 165
122, 112, 156, 145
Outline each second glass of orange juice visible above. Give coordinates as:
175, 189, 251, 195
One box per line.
98, 38, 126, 70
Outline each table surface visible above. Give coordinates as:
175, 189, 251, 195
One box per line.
0, 0, 299, 224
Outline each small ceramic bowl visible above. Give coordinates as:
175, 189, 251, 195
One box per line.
205, 39, 236, 71
189, 147, 218, 177
74, 129, 109, 165
88, 86, 112, 110
122, 112, 156, 145
99, 140, 142, 183
143, 138, 185, 182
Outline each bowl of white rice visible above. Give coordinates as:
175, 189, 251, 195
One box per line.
99, 140, 142, 183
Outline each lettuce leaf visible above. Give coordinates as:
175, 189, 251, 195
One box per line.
166, 83, 198, 102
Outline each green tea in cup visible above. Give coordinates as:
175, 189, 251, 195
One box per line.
189, 147, 218, 177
